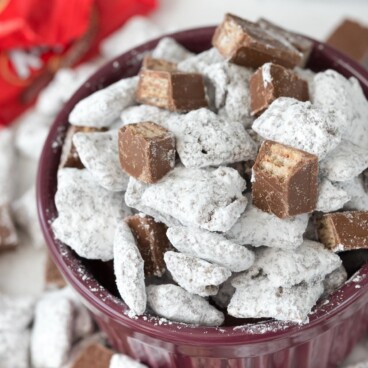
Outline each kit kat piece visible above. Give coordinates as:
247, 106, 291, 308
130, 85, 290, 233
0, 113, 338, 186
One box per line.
212, 14, 303, 69
252, 140, 318, 218
136, 57, 208, 112
326, 19, 368, 68
250, 63, 309, 115
257, 18, 313, 67
119, 122, 175, 183
318, 211, 368, 252
125, 214, 171, 276
0, 204, 18, 251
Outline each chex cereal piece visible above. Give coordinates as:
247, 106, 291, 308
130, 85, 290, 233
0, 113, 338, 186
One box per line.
252, 97, 341, 159
110, 354, 148, 368
69, 76, 138, 128
225, 201, 308, 249
0, 331, 30, 368
229, 272, 323, 323
152, 37, 194, 63
119, 122, 176, 183
338, 177, 368, 211
316, 179, 350, 213
253, 240, 341, 287
212, 14, 302, 69
177, 48, 224, 73
113, 222, 146, 316
312, 70, 368, 149
52, 169, 130, 261
12, 186, 44, 248
120, 105, 176, 129
135, 59, 208, 112
164, 251, 231, 296
318, 211, 368, 252
257, 18, 313, 66
252, 140, 318, 218
147, 284, 224, 326
68, 341, 114, 368
44, 255, 67, 289
211, 277, 235, 309
73, 130, 129, 191
125, 214, 171, 277
167, 108, 257, 168
31, 292, 74, 368
250, 63, 309, 115
60, 125, 107, 169
0, 204, 18, 251
167, 226, 254, 272
320, 140, 368, 182
126, 166, 247, 232
323, 265, 347, 297
0, 293, 35, 331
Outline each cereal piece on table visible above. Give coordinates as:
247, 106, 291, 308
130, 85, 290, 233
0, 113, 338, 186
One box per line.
337, 177, 368, 211
114, 222, 146, 316
320, 140, 368, 182
0, 331, 30, 368
110, 354, 148, 368
0, 204, 18, 251
60, 125, 107, 169
69, 76, 138, 128
212, 14, 302, 69
68, 341, 114, 368
250, 240, 342, 287
250, 63, 309, 116
73, 130, 129, 191
135, 60, 208, 112
52, 169, 130, 261
323, 265, 347, 297
177, 48, 224, 73
31, 292, 74, 368
252, 97, 341, 159
12, 186, 44, 248
44, 255, 66, 289
211, 277, 236, 309
318, 211, 368, 252
120, 105, 176, 129
125, 214, 171, 277
119, 122, 176, 183
312, 70, 368, 149
252, 140, 318, 218
316, 179, 350, 213
257, 18, 313, 67
152, 37, 194, 63
167, 226, 254, 272
126, 166, 247, 232
0, 293, 35, 331
167, 108, 257, 168
164, 251, 231, 297
225, 201, 308, 249
147, 284, 224, 326
326, 19, 368, 67
229, 272, 324, 323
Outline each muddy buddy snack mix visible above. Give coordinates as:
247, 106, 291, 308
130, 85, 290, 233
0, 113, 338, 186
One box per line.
53, 13, 368, 327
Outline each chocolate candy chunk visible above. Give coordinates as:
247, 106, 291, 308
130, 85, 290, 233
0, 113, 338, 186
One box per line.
136, 58, 208, 112
326, 19, 368, 68
125, 214, 171, 276
257, 18, 313, 67
250, 63, 309, 115
0, 204, 18, 251
45, 255, 67, 289
119, 122, 175, 183
318, 211, 368, 252
60, 125, 106, 169
252, 140, 318, 218
71, 343, 114, 368
212, 14, 302, 69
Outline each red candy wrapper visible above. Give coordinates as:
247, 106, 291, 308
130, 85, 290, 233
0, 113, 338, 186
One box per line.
0, 0, 157, 126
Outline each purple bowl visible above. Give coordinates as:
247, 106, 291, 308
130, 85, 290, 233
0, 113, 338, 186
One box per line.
37, 27, 368, 368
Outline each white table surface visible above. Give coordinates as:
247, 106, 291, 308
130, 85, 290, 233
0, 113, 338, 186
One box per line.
0, 0, 367, 366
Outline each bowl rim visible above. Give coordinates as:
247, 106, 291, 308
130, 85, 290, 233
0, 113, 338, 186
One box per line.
37, 25, 368, 346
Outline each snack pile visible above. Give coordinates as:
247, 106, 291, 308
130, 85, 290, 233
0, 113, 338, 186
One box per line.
52, 13, 368, 327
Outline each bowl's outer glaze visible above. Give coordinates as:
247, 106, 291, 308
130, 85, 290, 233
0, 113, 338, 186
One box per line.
37, 27, 368, 368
